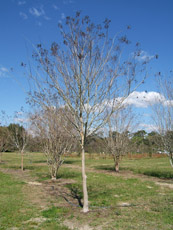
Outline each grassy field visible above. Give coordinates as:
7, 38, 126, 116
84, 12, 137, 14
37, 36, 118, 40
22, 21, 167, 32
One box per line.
0, 152, 173, 230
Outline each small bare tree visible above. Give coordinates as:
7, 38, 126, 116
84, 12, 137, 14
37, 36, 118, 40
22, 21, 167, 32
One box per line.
107, 106, 136, 172
24, 12, 155, 212
8, 110, 28, 171
30, 107, 74, 180
151, 74, 173, 166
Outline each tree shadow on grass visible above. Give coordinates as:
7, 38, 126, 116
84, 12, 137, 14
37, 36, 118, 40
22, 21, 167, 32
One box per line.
142, 170, 173, 179
94, 165, 114, 172
95, 165, 173, 179
64, 160, 80, 165
57, 170, 80, 180
32, 160, 47, 164
64, 184, 83, 208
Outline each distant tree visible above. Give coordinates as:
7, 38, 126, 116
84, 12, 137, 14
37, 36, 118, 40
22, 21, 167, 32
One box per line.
85, 133, 106, 155
26, 136, 42, 152
151, 73, 173, 166
25, 12, 155, 212
107, 107, 137, 172
146, 131, 162, 156
131, 130, 147, 153
8, 110, 29, 171
30, 107, 74, 180
133, 130, 147, 138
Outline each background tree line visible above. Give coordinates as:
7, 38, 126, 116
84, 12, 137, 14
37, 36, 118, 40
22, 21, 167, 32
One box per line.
0, 123, 170, 156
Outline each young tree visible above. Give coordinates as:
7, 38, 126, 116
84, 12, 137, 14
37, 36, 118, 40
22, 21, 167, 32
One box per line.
8, 110, 29, 171
30, 107, 74, 180
151, 74, 173, 166
26, 12, 155, 212
107, 107, 136, 172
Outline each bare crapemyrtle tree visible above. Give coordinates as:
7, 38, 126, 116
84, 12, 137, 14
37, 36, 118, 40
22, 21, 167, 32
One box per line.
24, 12, 155, 212
8, 110, 29, 171
152, 73, 173, 167
107, 106, 137, 172
30, 106, 75, 180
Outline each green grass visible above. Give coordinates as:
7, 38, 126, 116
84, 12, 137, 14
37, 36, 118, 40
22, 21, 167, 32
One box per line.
79, 156, 173, 179
0, 171, 36, 230
0, 152, 173, 229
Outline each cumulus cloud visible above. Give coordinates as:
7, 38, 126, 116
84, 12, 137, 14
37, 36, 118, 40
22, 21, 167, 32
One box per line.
29, 6, 45, 17
19, 12, 28, 20
89, 91, 173, 113
123, 91, 172, 108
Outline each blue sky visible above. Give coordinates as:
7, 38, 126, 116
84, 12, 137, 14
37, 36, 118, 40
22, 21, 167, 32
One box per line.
0, 0, 173, 131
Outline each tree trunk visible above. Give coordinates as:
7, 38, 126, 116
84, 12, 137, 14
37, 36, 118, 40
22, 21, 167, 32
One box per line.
115, 156, 119, 172
51, 164, 57, 180
21, 150, 24, 171
81, 135, 89, 213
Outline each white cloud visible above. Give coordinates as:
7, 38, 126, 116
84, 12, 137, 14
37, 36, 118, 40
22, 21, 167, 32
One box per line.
135, 50, 155, 62
0, 67, 9, 78
87, 91, 173, 113
18, 1, 26, 5
19, 12, 28, 20
29, 6, 45, 17
0, 67, 8, 72
123, 91, 170, 108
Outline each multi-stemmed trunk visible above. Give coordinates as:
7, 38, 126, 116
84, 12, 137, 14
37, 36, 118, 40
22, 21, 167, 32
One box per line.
50, 164, 58, 181
114, 155, 120, 172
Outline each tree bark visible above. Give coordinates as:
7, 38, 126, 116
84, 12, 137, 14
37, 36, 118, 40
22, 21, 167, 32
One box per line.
51, 164, 57, 180
81, 134, 89, 213
115, 156, 119, 172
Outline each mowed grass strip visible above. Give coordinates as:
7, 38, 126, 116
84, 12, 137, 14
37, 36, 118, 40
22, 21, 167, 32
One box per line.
0, 171, 36, 230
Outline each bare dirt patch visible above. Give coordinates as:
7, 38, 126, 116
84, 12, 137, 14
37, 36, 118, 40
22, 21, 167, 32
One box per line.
155, 182, 173, 189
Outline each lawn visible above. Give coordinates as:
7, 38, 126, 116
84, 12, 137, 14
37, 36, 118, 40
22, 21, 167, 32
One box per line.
0, 152, 173, 230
